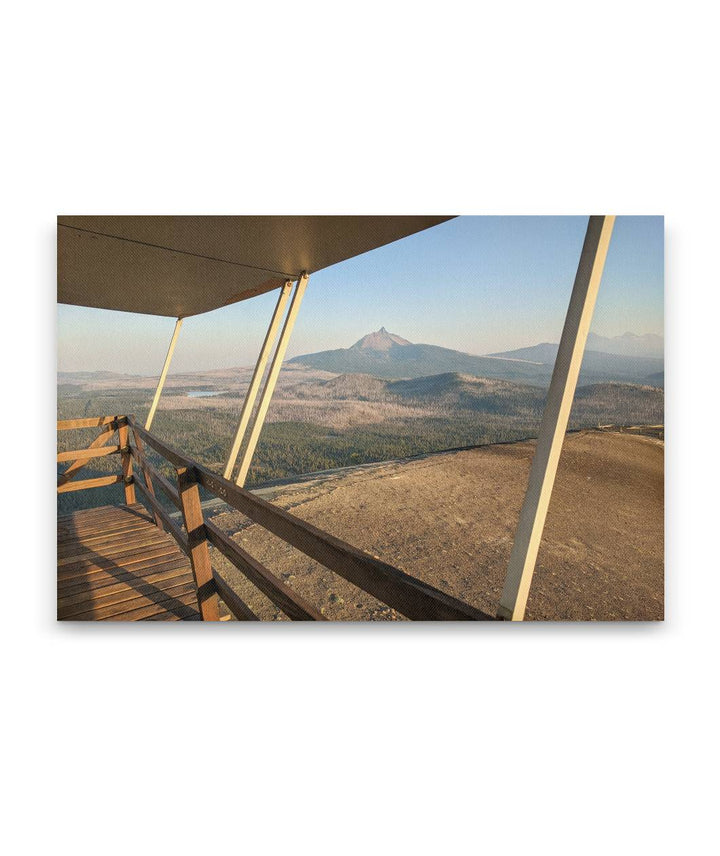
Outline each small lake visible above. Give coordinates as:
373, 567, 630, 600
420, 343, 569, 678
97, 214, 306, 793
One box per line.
187, 390, 227, 398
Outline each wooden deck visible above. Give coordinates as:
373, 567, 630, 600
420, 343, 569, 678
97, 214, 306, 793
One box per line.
56, 415, 493, 621
57, 503, 201, 620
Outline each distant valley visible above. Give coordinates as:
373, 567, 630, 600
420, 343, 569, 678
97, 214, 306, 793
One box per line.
58, 326, 664, 511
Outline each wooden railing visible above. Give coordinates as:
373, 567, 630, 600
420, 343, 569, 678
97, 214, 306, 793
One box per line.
58, 415, 494, 622
57, 416, 136, 501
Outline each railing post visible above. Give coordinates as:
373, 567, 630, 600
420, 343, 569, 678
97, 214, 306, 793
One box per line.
117, 418, 136, 505
130, 421, 164, 530
176, 465, 219, 621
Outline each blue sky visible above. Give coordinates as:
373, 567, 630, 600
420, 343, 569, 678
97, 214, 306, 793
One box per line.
57, 215, 663, 374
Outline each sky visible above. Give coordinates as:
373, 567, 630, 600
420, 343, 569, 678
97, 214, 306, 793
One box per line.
57, 215, 664, 374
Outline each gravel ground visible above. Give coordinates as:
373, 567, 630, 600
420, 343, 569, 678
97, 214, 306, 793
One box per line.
209, 430, 664, 621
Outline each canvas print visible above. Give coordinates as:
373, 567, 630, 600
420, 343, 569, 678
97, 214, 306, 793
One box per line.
57, 215, 664, 621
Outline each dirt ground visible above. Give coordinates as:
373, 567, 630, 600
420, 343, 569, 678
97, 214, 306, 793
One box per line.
209, 430, 664, 621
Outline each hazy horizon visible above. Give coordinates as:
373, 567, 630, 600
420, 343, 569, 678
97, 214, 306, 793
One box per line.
57, 215, 663, 374
57, 325, 664, 377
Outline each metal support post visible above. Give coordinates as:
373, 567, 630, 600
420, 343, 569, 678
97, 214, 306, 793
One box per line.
497, 216, 616, 621
234, 274, 309, 487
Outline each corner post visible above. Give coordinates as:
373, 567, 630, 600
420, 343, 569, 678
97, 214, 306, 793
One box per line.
235, 274, 309, 487
145, 317, 183, 430
497, 215, 616, 621
223, 281, 294, 480
176, 465, 219, 621
117, 418, 136, 504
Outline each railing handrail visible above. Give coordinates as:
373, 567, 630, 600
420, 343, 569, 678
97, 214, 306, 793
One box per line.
204, 518, 325, 621
57, 415, 133, 495
130, 418, 493, 621
57, 416, 127, 431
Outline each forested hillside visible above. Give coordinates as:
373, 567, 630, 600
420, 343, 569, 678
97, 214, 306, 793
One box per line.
57, 367, 663, 514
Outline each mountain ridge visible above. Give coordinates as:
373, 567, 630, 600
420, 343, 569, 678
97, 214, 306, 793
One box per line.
289, 328, 664, 386
492, 331, 663, 362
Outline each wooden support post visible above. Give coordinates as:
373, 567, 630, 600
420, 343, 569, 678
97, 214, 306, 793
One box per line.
145, 318, 183, 430
117, 420, 136, 505
497, 215, 616, 621
132, 426, 164, 530
176, 466, 219, 621
235, 274, 309, 487
223, 281, 294, 480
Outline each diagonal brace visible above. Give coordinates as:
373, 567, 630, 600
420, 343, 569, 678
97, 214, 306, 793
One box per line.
223, 281, 294, 480
235, 274, 309, 487
145, 317, 183, 430
497, 215, 616, 621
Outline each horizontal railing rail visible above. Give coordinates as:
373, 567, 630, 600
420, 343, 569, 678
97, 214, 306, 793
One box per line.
204, 519, 325, 621
57, 416, 126, 431
57, 445, 122, 463
212, 572, 260, 621
57, 473, 123, 494
133, 478, 189, 555
135, 456, 182, 510
57, 417, 129, 488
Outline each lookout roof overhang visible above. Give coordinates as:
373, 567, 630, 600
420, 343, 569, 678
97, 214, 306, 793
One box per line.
57, 215, 455, 318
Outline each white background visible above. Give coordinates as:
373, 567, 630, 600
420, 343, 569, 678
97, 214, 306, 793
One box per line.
2, 2, 717, 854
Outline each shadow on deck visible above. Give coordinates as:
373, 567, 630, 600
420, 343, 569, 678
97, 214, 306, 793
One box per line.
57, 504, 201, 620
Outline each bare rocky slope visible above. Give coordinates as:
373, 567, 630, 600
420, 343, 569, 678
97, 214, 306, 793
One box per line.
209, 430, 664, 621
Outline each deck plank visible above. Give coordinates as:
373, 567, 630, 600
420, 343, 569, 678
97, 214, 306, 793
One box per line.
58, 561, 193, 603
57, 504, 200, 621
57, 534, 173, 564
57, 548, 185, 581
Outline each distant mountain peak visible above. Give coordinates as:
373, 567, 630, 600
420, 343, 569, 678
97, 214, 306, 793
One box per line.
350, 328, 412, 351
586, 331, 663, 358
288, 329, 663, 387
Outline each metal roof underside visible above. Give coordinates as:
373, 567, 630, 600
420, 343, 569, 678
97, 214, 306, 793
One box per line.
57, 215, 455, 318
